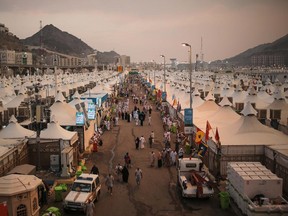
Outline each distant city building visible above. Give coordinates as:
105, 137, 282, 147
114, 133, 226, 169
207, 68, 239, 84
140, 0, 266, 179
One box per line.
0, 50, 16, 64
170, 58, 177, 70
251, 55, 285, 66
45, 53, 85, 67
0, 50, 32, 65
119, 55, 130, 68
15, 52, 33, 65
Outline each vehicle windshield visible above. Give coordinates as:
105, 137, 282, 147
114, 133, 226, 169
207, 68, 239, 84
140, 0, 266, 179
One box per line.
71, 182, 91, 192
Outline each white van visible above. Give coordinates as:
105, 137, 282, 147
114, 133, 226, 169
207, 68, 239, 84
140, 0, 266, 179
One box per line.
63, 173, 101, 213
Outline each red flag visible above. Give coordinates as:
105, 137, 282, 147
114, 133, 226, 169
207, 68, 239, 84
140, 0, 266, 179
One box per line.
205, 121, 212, 141
215, 127, 220, 143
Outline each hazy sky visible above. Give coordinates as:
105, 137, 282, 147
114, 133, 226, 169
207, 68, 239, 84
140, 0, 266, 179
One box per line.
0, 0, 288, 63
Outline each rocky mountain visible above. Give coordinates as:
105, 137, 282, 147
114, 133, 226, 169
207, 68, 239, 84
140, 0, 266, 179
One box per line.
21, 24, 120, 62
222, 34, 288, 66
22, 24, 94, 57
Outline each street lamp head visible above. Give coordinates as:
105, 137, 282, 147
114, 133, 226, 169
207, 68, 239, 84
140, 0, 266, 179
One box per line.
182, 43, 191, 47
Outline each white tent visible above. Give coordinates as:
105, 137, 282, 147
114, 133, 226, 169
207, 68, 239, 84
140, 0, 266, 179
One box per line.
0, 115, 36, 139
50, 101, 77, 126
216, 102, 288, 146
0, 138, 21, 147
267, 97, 288, 126
4, 94, 26, 109
40, 117, 78, 141
194, 96, 240, 131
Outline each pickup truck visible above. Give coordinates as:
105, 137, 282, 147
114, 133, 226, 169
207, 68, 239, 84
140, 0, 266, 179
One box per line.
177, 157, 214, 198
63, 173, 101, 213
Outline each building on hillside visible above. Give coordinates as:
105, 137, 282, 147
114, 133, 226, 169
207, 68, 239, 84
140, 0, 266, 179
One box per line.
0, 50, 16, 64
0, 50, 33, 66
15, 52, 33, 65
45, 53, 84, 67
251, 55, 286, 67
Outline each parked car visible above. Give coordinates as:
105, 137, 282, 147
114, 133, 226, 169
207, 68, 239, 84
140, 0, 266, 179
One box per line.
63, 173, 101, 213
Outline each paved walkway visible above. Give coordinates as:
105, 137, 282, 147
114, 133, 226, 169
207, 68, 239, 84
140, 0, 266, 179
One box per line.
81, 79, 235, 216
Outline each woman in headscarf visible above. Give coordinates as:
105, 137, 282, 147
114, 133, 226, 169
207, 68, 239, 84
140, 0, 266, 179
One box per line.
122, 165, 129, 183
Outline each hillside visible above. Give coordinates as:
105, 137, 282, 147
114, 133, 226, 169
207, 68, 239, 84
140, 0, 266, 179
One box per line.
21, 24, 120, 63
22, 24, 94, 57
0, 32, 26, 51
223, 34, 288, 66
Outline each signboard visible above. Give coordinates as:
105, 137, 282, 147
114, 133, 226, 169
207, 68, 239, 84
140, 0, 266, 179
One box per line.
184, 108, 193, 126
152, 85, 155, 90
87, 103, 96, 120
184, 126, 193, 135
162, 92, 167, 101
76, 112, 85, 125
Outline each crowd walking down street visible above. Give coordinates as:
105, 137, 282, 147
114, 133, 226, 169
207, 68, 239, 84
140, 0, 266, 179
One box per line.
58, 74, 234, 216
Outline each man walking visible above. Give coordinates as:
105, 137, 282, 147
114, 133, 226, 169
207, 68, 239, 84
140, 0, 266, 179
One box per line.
135, 167, 143, 185
105, 173, 114, 195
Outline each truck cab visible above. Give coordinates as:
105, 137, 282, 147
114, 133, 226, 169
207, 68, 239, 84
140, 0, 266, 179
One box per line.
63, 173, 101, 212
177, 158, 214, 198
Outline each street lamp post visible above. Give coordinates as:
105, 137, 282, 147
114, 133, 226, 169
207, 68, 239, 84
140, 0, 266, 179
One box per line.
182, 43, 193, 151
160, 55, 166, 93
182, 43, 192, 109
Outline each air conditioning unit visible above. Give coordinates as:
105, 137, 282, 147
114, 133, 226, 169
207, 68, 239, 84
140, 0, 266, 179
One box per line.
50, 155, 60, 172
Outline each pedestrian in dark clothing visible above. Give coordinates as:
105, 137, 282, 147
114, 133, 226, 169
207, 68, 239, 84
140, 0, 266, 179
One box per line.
142, 111, 146, 121
122, 165, 129, 183
175, 141, 179, 153
149, 135, 153, 148
135, 137, 140, 149
90, 165, 99, 175
157, 151, 162, 168
139, 112, 144, 126
127, 112, 130, 122
149, 107, 152, 115
121, 112, 125, 120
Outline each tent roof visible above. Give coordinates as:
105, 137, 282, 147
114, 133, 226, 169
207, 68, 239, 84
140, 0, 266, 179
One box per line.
3, 94, 26, 109
240, 101, 258, 116
0, 116, 36, 139
219, 96, 233, 107
0, 174, 42, 196
50, 101, 77, 126
0, 138, 21, 147
217, 116, 288, 146
40, 119, 78, 140
195, 100, 219, 113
